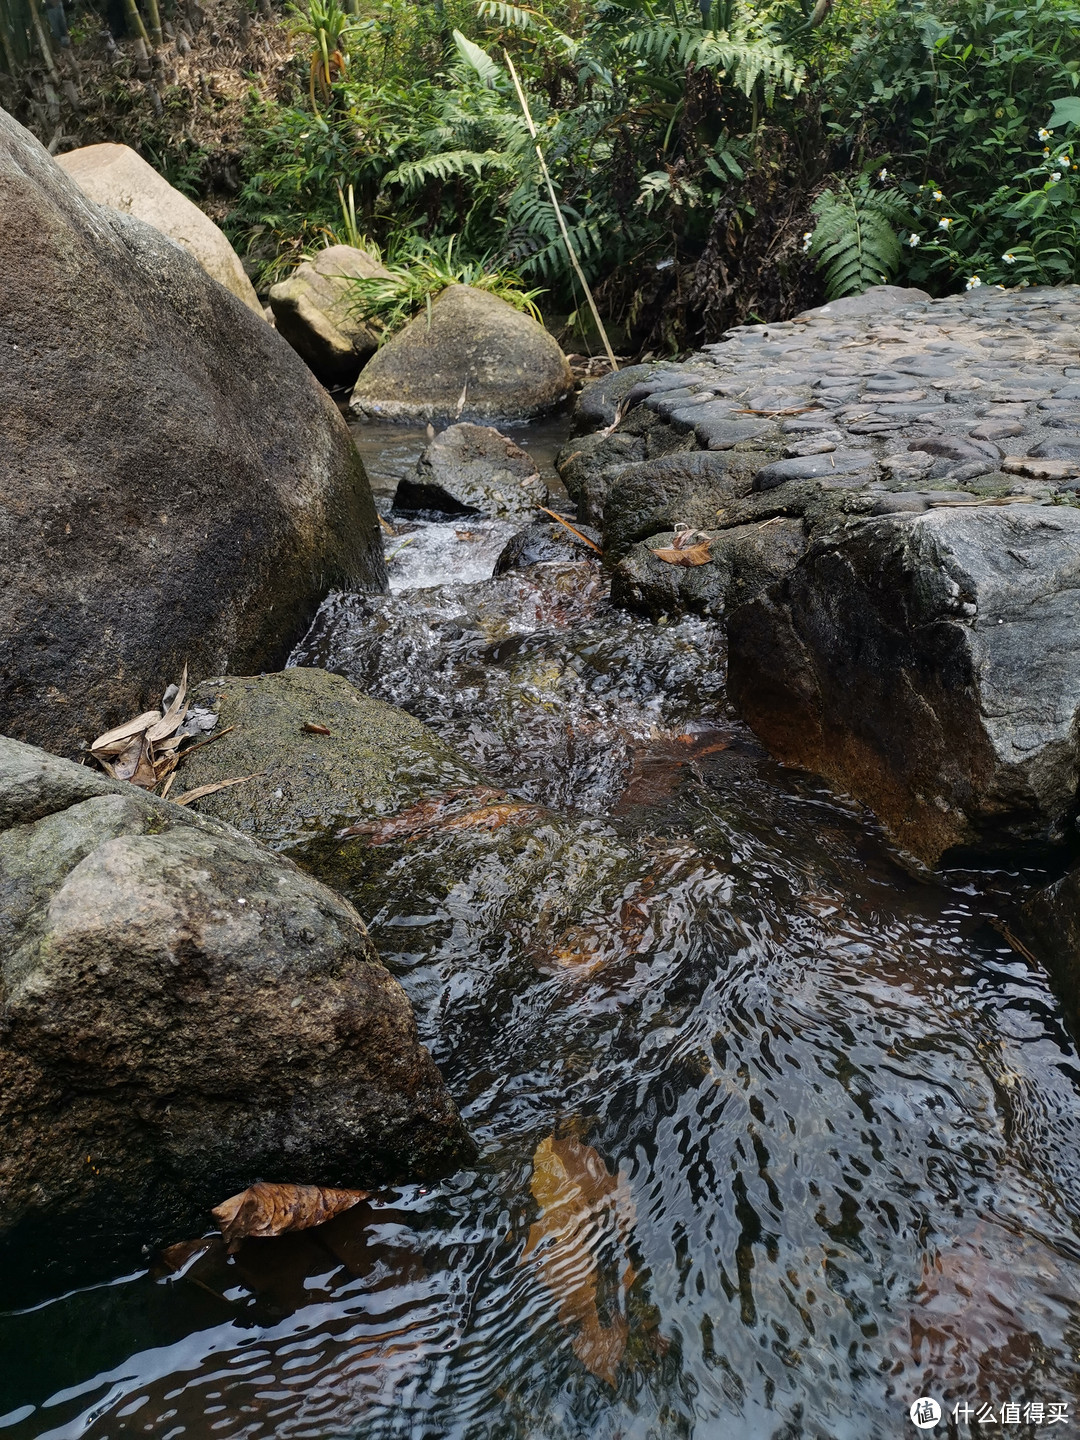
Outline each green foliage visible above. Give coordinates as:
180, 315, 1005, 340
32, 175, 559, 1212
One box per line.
347, 233, 545, 336
808, 175, 908, 298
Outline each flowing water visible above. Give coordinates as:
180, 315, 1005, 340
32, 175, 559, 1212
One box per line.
4, 423, 1080, 1440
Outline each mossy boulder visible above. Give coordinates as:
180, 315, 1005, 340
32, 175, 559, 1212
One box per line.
0, 735, 472, 1276
175, 668, 486, 853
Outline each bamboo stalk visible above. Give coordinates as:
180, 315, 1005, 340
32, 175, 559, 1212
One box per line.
504, 49, 617, 372
123, 0, 151, 47
26, 0, 59, 79
143, 0, 164, 46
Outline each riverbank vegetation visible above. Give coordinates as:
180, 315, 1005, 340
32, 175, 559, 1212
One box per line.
3, 0, 1079, 349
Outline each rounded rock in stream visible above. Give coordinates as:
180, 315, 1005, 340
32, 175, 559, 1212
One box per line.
350, 284, 574, 424
0, 736, 472, 1282
396, 423, 548, 522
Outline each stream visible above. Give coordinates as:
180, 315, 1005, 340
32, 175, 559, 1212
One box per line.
4, 421, 1080, 1439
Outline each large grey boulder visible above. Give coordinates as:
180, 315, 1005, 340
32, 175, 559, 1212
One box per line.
350, 284, 573, 423
396, 423, 547, 521
728, 504, 1080, 865
0, 108, 386, 757
56, 141, 262, 314
0, 735, 471, 1257
269, 243, 389, 384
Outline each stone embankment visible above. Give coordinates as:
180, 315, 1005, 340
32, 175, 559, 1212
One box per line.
565, 283, 1080, 870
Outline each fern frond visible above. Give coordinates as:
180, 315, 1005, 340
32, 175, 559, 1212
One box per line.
808, 180, 907, 299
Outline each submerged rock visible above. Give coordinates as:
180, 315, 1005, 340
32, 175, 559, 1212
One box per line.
269, 243, 388, 384
1020, 867, 1080, 1027
174, 667, 486, 853
56, 141, 262, 314
0, 110, 386, 756
0, 735, 472, 1257
396, 423, 547, 521
350, 284, 573, 423
728, 505, 1080, 865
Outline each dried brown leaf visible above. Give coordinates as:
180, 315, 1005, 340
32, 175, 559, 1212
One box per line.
650, 541, 713, 567
111, 736, 146, 782
520, 1136, 636, 1387
302, 723, 332, 735
91, 710, 163, 755
146, 664, 189, 743
130, 742, 160, 790
173, 774, 257, 806
211, 1181, 370, 1250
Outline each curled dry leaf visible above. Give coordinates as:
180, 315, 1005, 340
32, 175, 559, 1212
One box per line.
520, 1136, 636, 1387
211, 1181, 370, 1251
650, 540, 713, 567
146, 663, 189, 744
91, 710, 164, 756
302, 723, 332, 735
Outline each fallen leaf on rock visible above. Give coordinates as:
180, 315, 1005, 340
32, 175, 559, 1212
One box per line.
90, 710, 164, 755
650, 540, 713, 566
173, 775, 258, 807
302, 722, 332, 735
211, 1181, 370, 1251
146, 664, 189, 743
520, 1135, 636, 1386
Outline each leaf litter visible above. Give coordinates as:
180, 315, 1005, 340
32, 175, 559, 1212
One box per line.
87, 666, 252, 802
211, 1182, 372, 1251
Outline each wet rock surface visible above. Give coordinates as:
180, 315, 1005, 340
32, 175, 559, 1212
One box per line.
178, 667, 485, 852
565, 283, 1080, 863
0, 110, 386, 757
396, 422, 548, 521
0, 735, 471, 1272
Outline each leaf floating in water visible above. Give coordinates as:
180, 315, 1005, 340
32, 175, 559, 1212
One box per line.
337, 787, 544, 844
520, 1135, 636, 1387
211, 1181, 370, 1251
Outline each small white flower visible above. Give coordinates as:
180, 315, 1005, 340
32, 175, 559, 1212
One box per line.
966, 275, 982, 290
1002, 251, 1016, 264
1052, 171, 1062, 182
907, 232, 921, 247
1062, 155, 1072, 168
938, 217, 952, 230
1039, 127, 1053, 141
932, 189, 943, 201
878, 167, 889, 181
1044, 148, 1052, 157
802, 230, 813, 252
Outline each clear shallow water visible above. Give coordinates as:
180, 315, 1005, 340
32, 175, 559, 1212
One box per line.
5, 427, 1080, 1440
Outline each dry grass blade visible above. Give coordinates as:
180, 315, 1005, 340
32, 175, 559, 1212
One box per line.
173, 775, 258, 807
734, 405, 818, 417
537, 506, 602, 555
91, 710, 165, 755
146, 663, 189, 743
211, 1181, 370, 1252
